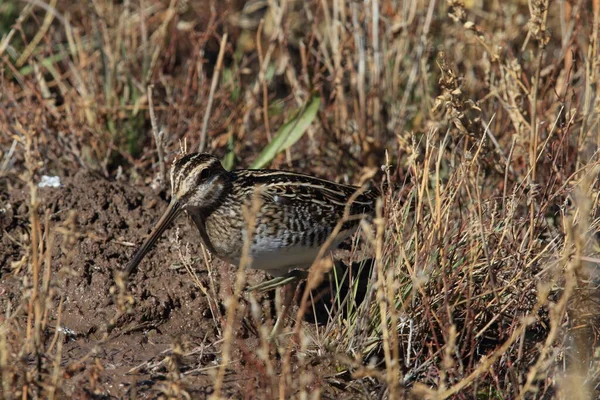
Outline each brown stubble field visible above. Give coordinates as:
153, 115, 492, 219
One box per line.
1, 0, 600, 398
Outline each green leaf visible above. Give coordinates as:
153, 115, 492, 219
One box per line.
250, 95, 321, 169
17, 53, 69, 76
222, 135, 236, 171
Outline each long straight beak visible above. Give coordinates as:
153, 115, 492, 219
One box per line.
124, 200, 183, 277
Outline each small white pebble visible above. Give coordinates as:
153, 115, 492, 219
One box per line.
38, 175, 61, 188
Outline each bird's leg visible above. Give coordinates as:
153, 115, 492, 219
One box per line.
245, 269, 309, 340
247, 269, 308, 293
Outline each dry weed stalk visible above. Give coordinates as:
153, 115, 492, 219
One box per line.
2, 0, 600, 398
210, 189, 263, 400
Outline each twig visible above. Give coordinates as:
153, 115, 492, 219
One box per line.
210, 188, 263, 400
256, 19, 272, 141
0, 2, 34, 57
16, 0, 59, 67
147, 84, 166, 187
199, 33, 228, 153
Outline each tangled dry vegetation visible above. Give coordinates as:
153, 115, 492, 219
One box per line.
1, 0, 600, 398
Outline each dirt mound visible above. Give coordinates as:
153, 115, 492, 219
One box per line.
1, 171, 259, 397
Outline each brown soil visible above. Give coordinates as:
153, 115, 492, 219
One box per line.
0, 170, 346, 399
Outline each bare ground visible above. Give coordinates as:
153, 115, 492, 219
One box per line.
1, 170, 353, 399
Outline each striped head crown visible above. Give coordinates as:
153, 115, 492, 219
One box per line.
170, 153, 229, 209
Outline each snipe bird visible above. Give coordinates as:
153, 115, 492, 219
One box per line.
124, 153, 378, 332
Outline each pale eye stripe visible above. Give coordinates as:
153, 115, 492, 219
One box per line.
179, 155, 207, 178
173, 154, 200, 183
171, 154, 219, 194
182, 160, 220, 187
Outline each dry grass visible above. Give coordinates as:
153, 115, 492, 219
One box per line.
2, 0, 600, 398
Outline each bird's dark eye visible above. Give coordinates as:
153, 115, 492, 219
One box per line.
197, 168, 212, 184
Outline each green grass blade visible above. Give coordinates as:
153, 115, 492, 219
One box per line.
249, 95, 321, 169
222, 135, 236, 171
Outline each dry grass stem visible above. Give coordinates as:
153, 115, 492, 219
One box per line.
2, 0, 600, 398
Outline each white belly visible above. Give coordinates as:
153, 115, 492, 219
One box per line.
252, 246, 321, 276
227, 228, 355, 277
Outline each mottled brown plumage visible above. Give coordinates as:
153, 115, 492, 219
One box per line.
124, 153, 378, 281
